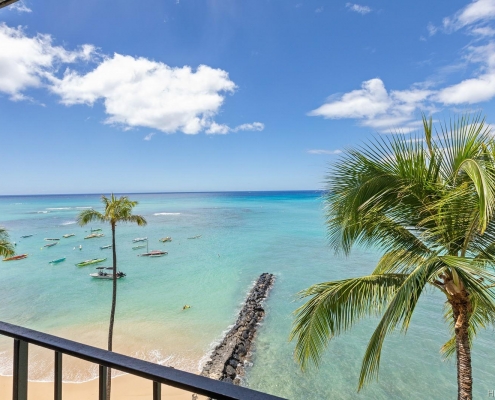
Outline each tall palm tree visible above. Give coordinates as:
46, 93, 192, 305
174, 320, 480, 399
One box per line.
290, 114, 495, 400
0, 227, 15, 259
78, 194, 146, 399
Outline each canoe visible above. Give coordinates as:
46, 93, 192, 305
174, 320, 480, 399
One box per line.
49, 257, 66, 264
44, 242, 58, 248
159, 237, 172, 242
100, 245, 112, 249
132, 245, 146, 250
62, 234, 75, 238
84, 233, 104, 239
132, 237, 148, 243
44, 238, 60, 241
3, 254, 27, 261
75, 258, 107, 267
20, 235, 33, 238
138, 250, 167, 257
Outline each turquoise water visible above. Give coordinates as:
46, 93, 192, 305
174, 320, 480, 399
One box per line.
0, 192, 493, 399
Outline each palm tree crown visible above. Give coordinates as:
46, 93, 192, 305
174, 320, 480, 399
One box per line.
0, 228, 15, 259
290, 114, 495, 399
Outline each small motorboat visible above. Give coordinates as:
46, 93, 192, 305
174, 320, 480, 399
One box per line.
132, 237, 148, 243
3, 254, 27, 261
63, 233, 75, 238
90, 267, 126, 279
100, 245, 112, 250
132, 245, 146, 250
138, 250, 167, 257
187, 235, 202, 239
20, 235, 33, 238
159, 237, 172, 242
44, 238, 60, 241
84, 233, 104, 239
49, 257, 66, 264
76, 258, 107, 267
44, 242, 58, 248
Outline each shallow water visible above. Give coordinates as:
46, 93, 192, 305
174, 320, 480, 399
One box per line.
0, 192, 493, 399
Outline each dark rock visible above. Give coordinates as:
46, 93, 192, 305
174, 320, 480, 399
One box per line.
225, 365, 236, 378
229, 359, 238, 368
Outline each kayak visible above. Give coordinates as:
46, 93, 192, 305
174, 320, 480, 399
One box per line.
3, 254, 28, 261
49, 257, 66, 264
76, 258, 107, 267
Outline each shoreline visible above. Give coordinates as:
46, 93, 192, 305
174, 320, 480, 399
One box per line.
0, 374, 199, 399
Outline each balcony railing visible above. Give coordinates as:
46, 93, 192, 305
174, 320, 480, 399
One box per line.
0, 321, 286, 400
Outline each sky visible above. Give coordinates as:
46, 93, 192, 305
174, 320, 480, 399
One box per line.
2, 0, 495, 194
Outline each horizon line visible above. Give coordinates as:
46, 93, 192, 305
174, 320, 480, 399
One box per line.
0, 189, 325, 197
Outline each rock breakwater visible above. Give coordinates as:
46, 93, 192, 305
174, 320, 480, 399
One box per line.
200, 273, 275, 385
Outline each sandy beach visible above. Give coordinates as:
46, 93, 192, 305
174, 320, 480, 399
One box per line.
0, 374, 199, 399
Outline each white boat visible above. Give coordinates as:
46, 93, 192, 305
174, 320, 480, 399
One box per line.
63, 233, 75, 238
132, 237, 148, 243
90, 267, 126, 279
100, 245, 112, 249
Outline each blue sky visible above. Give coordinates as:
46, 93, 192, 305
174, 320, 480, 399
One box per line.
1, 0, 495, 194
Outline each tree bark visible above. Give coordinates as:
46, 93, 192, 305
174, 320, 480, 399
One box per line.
107, 222, 117, 399
450, 291, 472, 400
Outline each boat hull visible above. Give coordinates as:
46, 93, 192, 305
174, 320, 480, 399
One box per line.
3, 254, 28, 261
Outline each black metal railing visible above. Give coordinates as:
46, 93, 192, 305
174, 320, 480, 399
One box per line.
0, 321, 286, 400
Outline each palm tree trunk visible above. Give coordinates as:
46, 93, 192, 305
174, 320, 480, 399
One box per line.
107, 222, 117, 399
451, 292, 472, 400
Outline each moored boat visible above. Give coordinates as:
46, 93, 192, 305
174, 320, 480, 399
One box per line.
100, 245, 112, 249
44, 242, 58, 248
90, 267, 126, 279
20, 235, 33, 238
62, 233, 75, 238
44, 238, 60, 241
187, 235, 201, 239
91, 228, 102, 232
159, 237, 172, 242
3, 254, 27, 261
76, 258, 107, 267
132, 237, 148, 243
84, 233, 104, 239
138, 250, 167, 257
132, 245, 146, 250
49, 257, 66, 264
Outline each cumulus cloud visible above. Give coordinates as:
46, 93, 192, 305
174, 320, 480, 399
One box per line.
0, 23, 262, 135
307, 149, 342, 155
8, 1, 32, 13
346, 3, 371, 15
0, 24, 94, 101
308, 78, 433, 132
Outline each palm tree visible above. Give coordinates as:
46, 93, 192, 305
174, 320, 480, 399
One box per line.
78, 194, 146, 399
0, 227, 15, 259
290, 114, 495, 400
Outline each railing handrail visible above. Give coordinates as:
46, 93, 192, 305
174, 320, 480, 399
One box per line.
0, 321, 286, 400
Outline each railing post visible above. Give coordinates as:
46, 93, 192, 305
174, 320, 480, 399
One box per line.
12, 339, 28, 400
99, 365, 107, 400
54, 351, 62, 400
153, 381, 161, 400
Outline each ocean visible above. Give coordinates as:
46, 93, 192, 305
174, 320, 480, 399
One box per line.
0, 191, 493, 399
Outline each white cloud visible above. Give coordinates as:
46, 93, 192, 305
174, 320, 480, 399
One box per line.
443, 0, 495, 32
144, 132, 156, 141
8, 1, 32, 13
436, 43, 495, 104
307, 149, 342, 155
315, 6, 324, 13
50, 54, 239, 134
0, 24, 94, 101
470, 26, 495, 36
206, 121, 265, 135
308, 78, 433, 132
346, 3, 371, 15
427, 22, 438, 36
